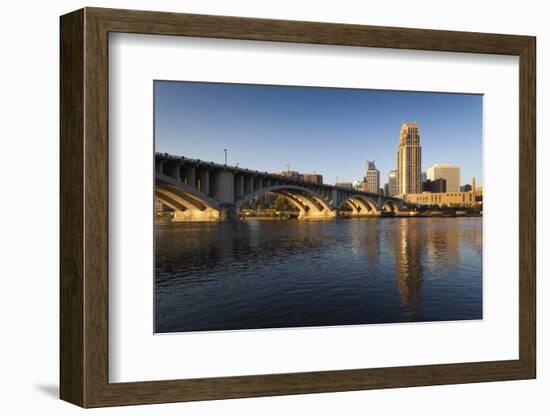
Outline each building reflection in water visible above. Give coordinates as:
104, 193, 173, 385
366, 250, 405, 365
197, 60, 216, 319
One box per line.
362, 220, 380, 268
424, 219, 462, 278
393, 220, 423, 312
461, 224, 482, 256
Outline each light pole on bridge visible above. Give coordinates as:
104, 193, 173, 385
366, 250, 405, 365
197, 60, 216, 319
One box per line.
224, 148, 227, 165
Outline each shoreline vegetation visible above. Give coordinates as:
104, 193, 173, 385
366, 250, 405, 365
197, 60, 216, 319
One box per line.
156, 208, 482, 223
239, 209, 482, 220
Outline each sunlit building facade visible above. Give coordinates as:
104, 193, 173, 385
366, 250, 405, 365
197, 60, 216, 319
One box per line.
364, 160, 380, 193
427, 164, 461, 193
397, 122, 422, 195
404, 177, 481, 208
387, 169, 398, 196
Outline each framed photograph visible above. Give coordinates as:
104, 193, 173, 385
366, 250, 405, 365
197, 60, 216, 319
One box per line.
60, 7, 536, 407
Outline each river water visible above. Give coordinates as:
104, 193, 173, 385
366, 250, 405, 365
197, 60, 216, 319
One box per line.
155, 217, 482, 333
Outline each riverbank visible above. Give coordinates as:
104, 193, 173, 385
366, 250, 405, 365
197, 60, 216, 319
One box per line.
413, 211, 482, 218
156, 210, 482, 223
239, 212, 483, 220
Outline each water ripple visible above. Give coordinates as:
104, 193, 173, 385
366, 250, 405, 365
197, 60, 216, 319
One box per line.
155, 218, 482, 332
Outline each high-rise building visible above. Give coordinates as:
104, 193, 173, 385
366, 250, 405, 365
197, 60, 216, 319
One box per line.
387, 169, 398, 196
397, 122, 422, 195
364, 160, 380, 193
427, 164, 461, 193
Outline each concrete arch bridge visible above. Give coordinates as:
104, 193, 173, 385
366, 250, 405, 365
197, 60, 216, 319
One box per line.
155, 153, 413, 221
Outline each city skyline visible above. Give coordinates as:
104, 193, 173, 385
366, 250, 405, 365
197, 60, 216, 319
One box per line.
155, 81, 483, 187
153, 81, 484, 335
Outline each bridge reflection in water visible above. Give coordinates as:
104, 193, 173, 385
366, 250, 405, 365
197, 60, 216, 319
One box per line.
155, 217, 483, 333
155, 153, 413, 221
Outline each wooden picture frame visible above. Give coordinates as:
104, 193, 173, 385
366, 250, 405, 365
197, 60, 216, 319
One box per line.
60, 7, 536, 408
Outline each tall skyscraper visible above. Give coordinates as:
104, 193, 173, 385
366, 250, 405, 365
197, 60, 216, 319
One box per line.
364, 160, 380, 194
387, 169, 398, 196
397, 122, 422, 195
427, 164, 461, 192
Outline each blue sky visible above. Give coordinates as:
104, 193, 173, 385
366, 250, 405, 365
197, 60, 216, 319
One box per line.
155, 81, 482, 187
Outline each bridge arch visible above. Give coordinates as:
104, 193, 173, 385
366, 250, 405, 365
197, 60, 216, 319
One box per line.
382, 200, 401, 214
235, 185, 336, 219
338, 195, 380, 216
156, 173, 221, 221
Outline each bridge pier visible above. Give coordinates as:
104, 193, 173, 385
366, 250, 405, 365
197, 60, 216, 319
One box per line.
155, 159, 164, 174
197, 169, 210, 194
181, 165, 195, 186
235, 174, 245, 199
172, 208, 220, 222
220, 205, 238, 221
297, 208, 337, 220
218, 171, 235, 203
244, 175, 254, 195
